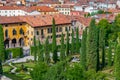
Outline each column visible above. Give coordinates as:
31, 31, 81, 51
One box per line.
16, 39, 19, 47
9, 40, 12, 48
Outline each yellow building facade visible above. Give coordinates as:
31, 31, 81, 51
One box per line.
0, 14, 72, 48
2, 22, 34, 48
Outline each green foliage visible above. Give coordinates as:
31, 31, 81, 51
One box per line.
71, 29, 75, 54
65, 63, 86, 80
85, 70, 107, 80
6, 48, 23, 58
87, 19, 98, 71
76, 28, 80, 53
98, 19, 111, 45
0, 26, 4, 74
110, 14, 120, 42
44, 37, 50, 64
0, 60, 3, 75
102, 40, 105, 68
108, 41, 112, 66
31, 62, 48, 80
60, 33, 65, 61
0, 25, 5, 62
115, 44, 120, 80
81, 28, 87, 70
98, 19, 108, 69
96, 27, 100, 71
45, 61, 66, 80
38, 40, 44, 62
33, 36, 37, 62
66, 30, 70, 56
97, 10, 104, 14
52, 18, 58, 63
4, 50, 10, 60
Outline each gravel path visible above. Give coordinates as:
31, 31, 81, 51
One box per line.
1, 76, 12, 80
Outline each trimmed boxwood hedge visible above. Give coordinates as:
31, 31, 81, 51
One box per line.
6, 48, 23, 58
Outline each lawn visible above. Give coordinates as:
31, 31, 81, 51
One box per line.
3, 65, 12, 72
13, 61, 35, 68
3, 61, 35, 80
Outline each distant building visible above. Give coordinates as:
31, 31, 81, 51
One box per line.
55, 5, 71, 15
0, 6, 41, 16
0, 6, 59, 16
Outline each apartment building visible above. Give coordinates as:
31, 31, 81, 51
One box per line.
0, 14, 72, 48
0, 6, 58, 16
55, 5, 71, 15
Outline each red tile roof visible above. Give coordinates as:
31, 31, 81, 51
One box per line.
0, 6, 58, 12
0, 14, 71, 27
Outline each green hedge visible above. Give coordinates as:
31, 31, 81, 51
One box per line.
6, 48, 23, 58
30, 46, 35, 55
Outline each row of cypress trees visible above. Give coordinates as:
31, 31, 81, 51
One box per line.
33, 18, 81, 63
80, 18, 120, 79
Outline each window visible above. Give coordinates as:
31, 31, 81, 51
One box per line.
19, 28, 24, 35
5, 25, 8, 27
41, 29, 44, 35
31, 31, 33, 35
47, 28, 52, 33
27, 31, 29, 34
56, 27, 58, 32
59, 27, 62, 32
65, 27, 68, 31
19, 24, 22, 26
5, 29, 8, 38
13, 29, 17, 35
36, 31, 39, 35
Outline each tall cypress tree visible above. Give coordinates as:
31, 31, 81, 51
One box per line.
52, 18, 58, 63
33, 36, 37, 62
38, 40, 42, 50
71, 29, 75, 54
87, 19, 97, 70
108, 41, 112, 66
0, 25, 4, 74
44, 37, 50, 64
99, 28, 106, 68
115, 44, 120, 80
66, 30, 69, 56
96, 27, 100, 71
102, 39, 105, 68
76, 28, 80, 54
81, 28, 87, 70
38, 40, 44, 62
60, 33, 65, 61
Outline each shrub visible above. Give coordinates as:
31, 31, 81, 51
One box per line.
6, 48, 23, 58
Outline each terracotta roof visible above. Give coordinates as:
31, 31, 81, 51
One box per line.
94, 14, 115, 23
71, 16, 91, 27
108, 9, 120, 13
0, 16, 24, 24
29, 6, 58, 12
0, 6, 58, 12
0, 14, 71, 27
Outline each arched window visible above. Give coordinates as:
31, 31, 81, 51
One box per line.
5, 29, 8, 38
19, 28, 24, 35
13, 29, 17, 35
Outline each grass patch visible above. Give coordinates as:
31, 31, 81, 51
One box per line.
13, 62, 35, 68
3, 65, 12, 73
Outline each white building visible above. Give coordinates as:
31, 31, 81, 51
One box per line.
0, 6, 41, 16
55, 5, 71, 15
